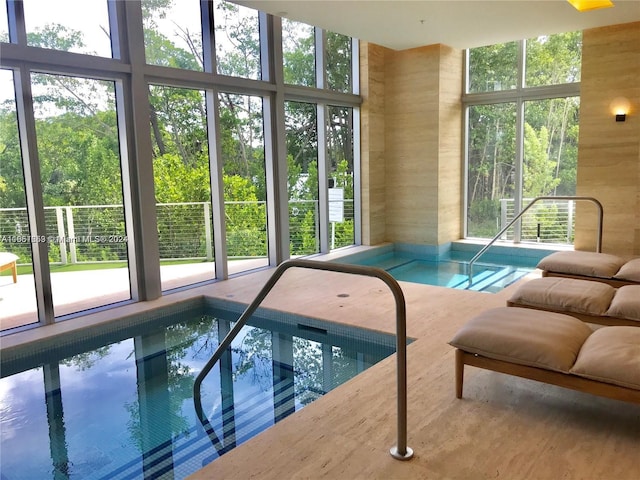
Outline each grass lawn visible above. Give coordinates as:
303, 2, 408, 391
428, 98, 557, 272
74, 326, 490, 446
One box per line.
3, 259, 212, 277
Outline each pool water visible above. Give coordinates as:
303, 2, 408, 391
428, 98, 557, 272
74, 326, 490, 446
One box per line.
0, 300, 396, 479
340, 248, 537, 292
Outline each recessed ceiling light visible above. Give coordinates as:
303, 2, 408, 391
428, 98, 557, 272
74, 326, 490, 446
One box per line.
567, 0, 614, 12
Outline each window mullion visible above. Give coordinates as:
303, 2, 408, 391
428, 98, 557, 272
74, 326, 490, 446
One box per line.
514, 99, 525, 243
262, 14, 289, 264
317, 103, 330, 253
513, 39, 526, 243
206, 89, 228, 280
13, 68, 54, 324
121, 0, 161, 300
315, 28, 326, 89
202, 0, 217, 74
6, 0, 27, 44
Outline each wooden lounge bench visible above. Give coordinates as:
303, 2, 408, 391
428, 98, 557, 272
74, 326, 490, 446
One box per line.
449, 307, 640, 405
0, 252, 19, 283
537, 250, 640, 287
507, 276, 640, 326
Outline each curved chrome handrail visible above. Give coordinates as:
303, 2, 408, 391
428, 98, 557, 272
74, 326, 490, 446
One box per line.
193, 258, 414, 460
468, 196, 604, 284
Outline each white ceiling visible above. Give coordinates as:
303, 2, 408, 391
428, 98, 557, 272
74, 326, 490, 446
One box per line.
232, 0, 640, 50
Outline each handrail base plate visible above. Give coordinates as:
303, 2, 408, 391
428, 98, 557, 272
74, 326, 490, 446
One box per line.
390, 446, 414, 460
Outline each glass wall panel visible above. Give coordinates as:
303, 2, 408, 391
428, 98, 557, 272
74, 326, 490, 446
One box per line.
285, 101, 318, 256
466, 33, 580, 243
214, 0, 261, 80
466, 103, 517, 238
32, 73, 131, 316
148, 85, 215, 290
0, 70, 38, 330
142, 0, 204, 71
327, 105, 354, 249
526, 32, 582, 87
218, 92, 267, 273
23, 0, 112, 57
468, 41, 518, 93
326, 32, 352, 93
282, 19, 315, 87
520, 97, 580, 243
0, 2, 8, 41
2, 4, 360, 328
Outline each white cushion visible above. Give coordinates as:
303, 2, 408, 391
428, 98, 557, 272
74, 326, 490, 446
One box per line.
508, 277, 615, 316
613, 258, 640, 282
571, 327, 640, 390
606, 285, 640, 321
0, 252, 19, 266
450, 307, 593, 373
537, 251, 626, 279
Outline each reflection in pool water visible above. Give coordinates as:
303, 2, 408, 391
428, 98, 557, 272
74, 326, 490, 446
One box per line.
0, 300, 396, 479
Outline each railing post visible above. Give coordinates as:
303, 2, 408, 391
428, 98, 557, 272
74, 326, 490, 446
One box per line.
315, 200, 320, 252
55, 207, 68, 265
567, 200, 574, 244
204, 202, 213, 261
500, 199, 508, 239
65, 206, 77, 264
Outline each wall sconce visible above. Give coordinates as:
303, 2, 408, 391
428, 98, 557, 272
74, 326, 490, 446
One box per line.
610, 97, 630, 122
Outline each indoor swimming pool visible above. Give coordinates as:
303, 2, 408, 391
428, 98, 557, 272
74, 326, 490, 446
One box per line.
337, 244, 552, 293
0, 299, 397, 479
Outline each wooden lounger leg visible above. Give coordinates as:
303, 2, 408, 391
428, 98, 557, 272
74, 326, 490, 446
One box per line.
455, 349, 464, 399
11, 261, 17, 283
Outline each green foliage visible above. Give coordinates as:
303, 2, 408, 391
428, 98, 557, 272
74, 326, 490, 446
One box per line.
468, 41, 518, 92
467, 199, 500, 238
326, 32, 352, 92
214, 0, 261, 79
523, 124, 561, 197
27, 24, 85, 52
0, 2, 357, 268
154, 154, 210, 203
526, 32, 582, 86
282, 21, 315, 86
467, 33, 581, 239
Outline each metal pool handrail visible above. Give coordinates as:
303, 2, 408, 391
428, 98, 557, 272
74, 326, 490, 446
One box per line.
467, 196, 604, 284
193, 258, 414, 461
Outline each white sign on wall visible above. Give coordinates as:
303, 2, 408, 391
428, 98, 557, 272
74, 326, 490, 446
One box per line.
328, 188, 344, 223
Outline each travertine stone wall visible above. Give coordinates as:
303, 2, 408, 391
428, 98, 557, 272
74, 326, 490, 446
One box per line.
361, 22, 638, 253
359, 42, 387, 245
360, 43, 463, 246
435, 46, 464, 245
576, 22, 640, 255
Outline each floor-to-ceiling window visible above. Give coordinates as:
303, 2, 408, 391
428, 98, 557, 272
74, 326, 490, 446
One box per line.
465, 32, 581, 244
0, 0, 360, 332
0, 69, 38, 328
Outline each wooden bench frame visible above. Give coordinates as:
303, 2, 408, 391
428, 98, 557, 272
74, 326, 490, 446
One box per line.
0, 255, 17, 283
455, 349, 640, 405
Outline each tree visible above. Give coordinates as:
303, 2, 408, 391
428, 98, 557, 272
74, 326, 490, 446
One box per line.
523, 124, 561, 197
466, 33, 581, 239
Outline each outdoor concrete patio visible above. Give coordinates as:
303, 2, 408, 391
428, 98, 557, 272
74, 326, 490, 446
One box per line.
0, 258, 268, 331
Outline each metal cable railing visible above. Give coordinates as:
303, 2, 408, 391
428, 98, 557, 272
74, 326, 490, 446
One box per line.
192, 258, 414, 461
467, 196, 604, 284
